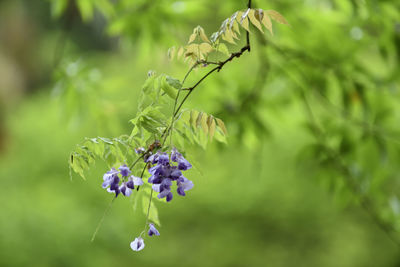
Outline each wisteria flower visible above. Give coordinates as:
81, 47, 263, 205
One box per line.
177, 176, 194, 196
130, 237, 145, 251
146, 148, 194, 202
119, 183, 132, 197
148, 223, 160, 236
119, 164, 131, 177
171, 148, 192, 170
102, 168, 118, 189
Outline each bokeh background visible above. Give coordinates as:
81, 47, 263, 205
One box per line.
1, 0, 400, 266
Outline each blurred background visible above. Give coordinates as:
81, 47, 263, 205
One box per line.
1, 0, 400, 266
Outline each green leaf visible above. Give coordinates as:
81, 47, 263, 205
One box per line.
50, 0, 68, 18
217, 43, 230, 56
166, 76, 182, 90
161, 75, 178, 99
76, 0, 94, 22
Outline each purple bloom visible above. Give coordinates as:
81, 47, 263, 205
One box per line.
146, 148, 194, 202
166, 192, 173, 202
157, 189, 171, 199
148, 223, 160, 236
119, 164, 131, 177
171, 148, 192, 170
146, 153, 159, 164
126, 179, 134, 190
171, 148, 181, 162
133, 176, 144, 186
170, 168, 182, 180
127, 175, 143, 189
135, 147, 145, 154
120, 183, 132, 197
178, 158, 192, 171
102, 168, 118, 189
130, 237, 145, 251
158, 153, 170, 166
152, 184, 161, 192
177, 177, 194, 196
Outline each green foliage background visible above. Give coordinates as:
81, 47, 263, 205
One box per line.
0, 0, 399, 266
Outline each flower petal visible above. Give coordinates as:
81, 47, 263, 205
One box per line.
130, 237, 145, 251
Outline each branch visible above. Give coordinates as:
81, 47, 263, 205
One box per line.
161, 0, 253, 143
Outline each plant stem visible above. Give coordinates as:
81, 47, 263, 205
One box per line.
160, 0, 253, 146
91, 197, 116, 242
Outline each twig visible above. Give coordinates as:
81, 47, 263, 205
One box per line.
91, 197, 116, 242
161, 0, 253, 144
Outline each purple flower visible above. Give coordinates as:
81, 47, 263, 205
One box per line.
102, 168, 118, 189
146, 148, 194, 202
170, 168, 182, 180
171, 148, 192, 170
135, 147, 145, 154
119, 164, 131, 177
130, 237, 145, 251
146, 153, 159, 164
102, 167, 139, 198
158, 153, 170, 166
119, 183, 132, 197
127, 175, 143, 189
148, 223, 160, 236
157, 188, 171, 199
177, 177, 194, 196
166, 192, 173, 202
126, 179, 134, 190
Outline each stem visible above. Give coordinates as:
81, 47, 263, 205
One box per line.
145, 189, 154, 225
129, 153, 145, 169
160, 0, 252, 145
247, 0, 252, 50
91, 196, 116, 242
166, 62, 200, 146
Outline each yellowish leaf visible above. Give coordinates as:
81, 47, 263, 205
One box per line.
254, 9, 264, 22
240, 17, 250, 32
167, 46, 176, 60
210, 32, 220, 43
185, 43, 199, 54
262, 14, 273, 35
188, 33, 197, 44
199, 43, 214, 55
222, 30, 236, 44
229, 12, 238, 29
216, 118, 228, 135
196, 112, 203, 128
248, 9, 264, 33
207, 116, 216, 140
240, 8, 251, 24
201, 114, 208, 135
190, 110, 199, 128
199, 28, 210, 43
232, 20, 241, 35
177, 46, 184, 58
266, 10, 289, 25
217, 43, 230, 55
220, 18, 229, 33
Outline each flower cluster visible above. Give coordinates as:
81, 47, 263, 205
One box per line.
102, 164, 143, 197
146, 148, 194, 202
